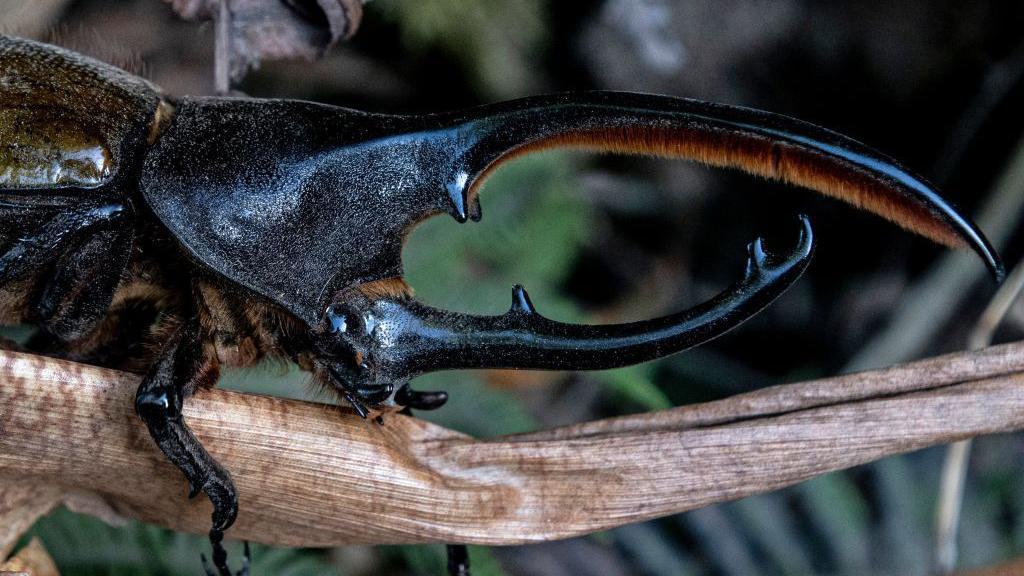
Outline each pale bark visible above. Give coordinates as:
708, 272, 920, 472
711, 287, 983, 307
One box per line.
1, 343, 1023, 550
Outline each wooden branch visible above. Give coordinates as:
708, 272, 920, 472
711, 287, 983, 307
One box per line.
2, 343, 1024, 550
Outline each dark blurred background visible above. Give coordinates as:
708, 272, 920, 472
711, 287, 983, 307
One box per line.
6, 0, 1024, 574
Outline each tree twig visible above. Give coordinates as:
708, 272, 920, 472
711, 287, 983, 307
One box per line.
2, 344, 1024, 551
934, 254, 1024, 574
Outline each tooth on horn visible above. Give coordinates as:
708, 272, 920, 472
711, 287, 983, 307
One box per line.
509, 284, 537, 315
445, 173, 470, 222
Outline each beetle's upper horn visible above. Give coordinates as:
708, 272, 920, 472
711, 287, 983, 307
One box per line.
361, 216, 812, 381
424, 92, 1002, 280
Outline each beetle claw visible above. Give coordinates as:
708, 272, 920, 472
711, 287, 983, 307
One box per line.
239, 542, 251, 576
345, 391, 369, 419
394, 384, 449, 411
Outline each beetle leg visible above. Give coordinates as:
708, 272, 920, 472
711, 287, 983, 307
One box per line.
134, 315, 243, 576
395, 384, 449, 411
202, 541, 250, 576
0, 201, 127, 287
394, 399, 466, 574
23, 294, 163, 371
31, 223, 134, 341
447, 544, 470, 576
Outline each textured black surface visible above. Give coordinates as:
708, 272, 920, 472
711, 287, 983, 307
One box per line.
141, 97, 422, 324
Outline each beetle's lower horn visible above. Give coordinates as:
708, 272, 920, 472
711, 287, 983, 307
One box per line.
374, 215, 813, 378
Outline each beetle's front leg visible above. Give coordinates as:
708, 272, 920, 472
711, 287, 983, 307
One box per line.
134, 315, 248, 576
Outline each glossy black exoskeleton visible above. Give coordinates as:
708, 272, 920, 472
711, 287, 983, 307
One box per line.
0, 34, 1003, 576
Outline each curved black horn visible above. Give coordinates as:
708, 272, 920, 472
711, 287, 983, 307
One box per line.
361, 216, 813, 381
415, 92, 1001, 280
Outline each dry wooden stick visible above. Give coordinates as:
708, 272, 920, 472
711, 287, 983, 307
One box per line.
935, 254, 1024, 574
2, 343, 1024, 551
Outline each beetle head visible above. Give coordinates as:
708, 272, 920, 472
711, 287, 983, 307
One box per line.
311, 281, 450, 416
311, 288, 397, 417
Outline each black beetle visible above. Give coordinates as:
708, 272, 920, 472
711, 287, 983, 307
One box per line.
0, 34, 1002, 576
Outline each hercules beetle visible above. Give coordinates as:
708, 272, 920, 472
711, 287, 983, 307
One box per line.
0, 34, 1003, 576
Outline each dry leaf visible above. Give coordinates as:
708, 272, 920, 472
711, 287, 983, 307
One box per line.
164, 0, 363, 84
1, 538, 59, 576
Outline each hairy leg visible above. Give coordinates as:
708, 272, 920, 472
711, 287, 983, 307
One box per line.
0, 202, 126, 286
32, 225, 133, 341
0, 200, 134, 346
134, 315, 247, 576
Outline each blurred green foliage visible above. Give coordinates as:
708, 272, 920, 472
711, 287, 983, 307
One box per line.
23, 508, 338, 576
405, 150, 673, 421
372, 0, 548, 97
392, 545, 504, 576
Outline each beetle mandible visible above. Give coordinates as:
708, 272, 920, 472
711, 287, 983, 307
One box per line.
0, 34, 1003, 576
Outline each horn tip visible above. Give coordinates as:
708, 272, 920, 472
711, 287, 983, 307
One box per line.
510, 284, 537, 314
993, 262, 1006, 283
745, 215, 815, 279
983, 249, 1006, 283
795, 214, 814, 258
977, 240, 1005, 283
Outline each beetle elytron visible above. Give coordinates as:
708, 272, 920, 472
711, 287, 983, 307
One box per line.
0, 35, 1002, 576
